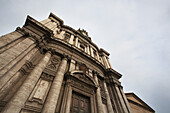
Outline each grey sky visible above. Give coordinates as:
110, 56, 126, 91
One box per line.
0, 0, 170, 112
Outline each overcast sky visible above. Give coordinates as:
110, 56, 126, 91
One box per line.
0, 0, 170, 112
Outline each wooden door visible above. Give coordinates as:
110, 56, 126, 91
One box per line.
70, 92, 91, 113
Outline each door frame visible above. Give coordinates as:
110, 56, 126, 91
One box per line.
60, 74, 97, 113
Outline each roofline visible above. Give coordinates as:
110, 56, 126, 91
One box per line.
49, 12, 64, 25
125, 92, 155, 112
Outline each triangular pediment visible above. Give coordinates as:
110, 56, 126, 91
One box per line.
70, 71, 96, 87
125, 93, 154, 111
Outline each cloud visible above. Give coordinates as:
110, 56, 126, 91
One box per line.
0, 0, 170, 112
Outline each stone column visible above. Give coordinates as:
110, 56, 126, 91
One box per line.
77, 42, 80, 48
115, 84, 128, 113
69, 59, 76, 72
74, 37, 78, 47
120, 87, 132, 113
86, 45, 90, 55
106, 57, 113, 69
103, 81, 114, 113
94, 73, 104, 113
65, 85, 72, 113
0, 43, 36, 90
69, 35, 74, 45
0, 38, 35, 80
1, 51, 52, 113
0, 36, 24, 54
0, 47, 38, 100
0, 62, 29, 100
42, 56, 68, 113
96, 51, 100, 60
0, 30, 23, 50
103, 56, 110, 69
90, 46, 94, 57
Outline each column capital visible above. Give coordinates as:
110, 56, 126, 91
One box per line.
46, 49, 53, 55
62, 54, 69, 60
93, 71, 99, 77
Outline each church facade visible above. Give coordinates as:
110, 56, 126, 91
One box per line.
0, 13, 134, 113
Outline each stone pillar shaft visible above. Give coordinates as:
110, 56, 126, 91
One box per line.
1, 51, 52, 113
42, 57, 67, 113
107, 57, 113, 69
86, 45, 90, 55
69, 35, 74, 45
0, 47, 38, 100
103, 82, 114, 113
0, 36, 24, 54
0, 43, 36, 89
75, 37, 78, 47
94, 74, 104, 113
120, 88, 132, 113
65, 85, 72, 113
115, 85, 129, 113
103, 56, 110, 69
69, 59, 76, 72
90, 46, 94, 57
0, 31, 23, 49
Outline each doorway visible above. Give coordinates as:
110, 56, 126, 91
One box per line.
70, 92, 91, 113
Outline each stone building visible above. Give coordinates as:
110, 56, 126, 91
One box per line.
125, 93, 155, 113
0, 13, 154, 113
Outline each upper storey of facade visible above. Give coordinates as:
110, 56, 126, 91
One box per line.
21, 12, 122, 80
41, 13, 112, 69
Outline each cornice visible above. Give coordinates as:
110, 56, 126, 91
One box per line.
24, 15, 53, 38
48, 13, 101, 51
49, 12, 64, 25
100, 48, 110, 56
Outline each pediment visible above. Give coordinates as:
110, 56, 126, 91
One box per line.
126, 93, 154, 111
70, 71, 96, 86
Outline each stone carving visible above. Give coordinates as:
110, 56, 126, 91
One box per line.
47, 55, 60, 70
77, 28, 88, 37
41, 72, 54, 81
32, 80, 49, 102
29, 73, 52, 104
102, 97, 107, 105
79, 63, 87, 74
64, 32, 70, 42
